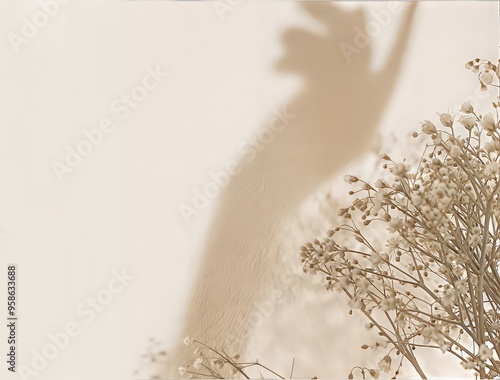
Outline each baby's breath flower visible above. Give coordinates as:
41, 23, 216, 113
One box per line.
411, 192, 423, 206
465, 60, 476, 70
448, 144, 461, 158
479, 344, 493, 361
439, 112, 454, 127
395, 314, 406, 329
378, 355, 392, 372
452, 266, 464, 277
461, 101, 474, 114
461, 360, 476, 370
390, 163, 407, 177
469, 234, 481, 246
300, 59, 500, 380
355, 278, 370, 293
369, 368, 380, 379
178, 366, 186, 376
441, 290, 455, 308
422, 120, 437, 134
421, 325, 442, 344
484, 162, 500, 177
380, 296, 396, 311
387, 217, 405, 233
485, 140, 499, 153
344, 174, 359, 184
440, 344, 451, 353
481, 114, 497, 132
480, 70, 494, 86
193, 357, 203, 369
348, 295, 364, 309
375, 340, 389, 349
458, 114, 476, 130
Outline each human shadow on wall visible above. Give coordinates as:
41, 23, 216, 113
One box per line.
168, 2, 417, 376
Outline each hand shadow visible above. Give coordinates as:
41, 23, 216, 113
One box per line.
167, 2, 417, 377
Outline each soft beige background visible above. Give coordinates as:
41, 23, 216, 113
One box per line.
0, 1, 498, 379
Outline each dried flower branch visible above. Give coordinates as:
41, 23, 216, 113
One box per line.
178, 337, 298, 379
301, 58, 500, 379
466, 58, 500, 92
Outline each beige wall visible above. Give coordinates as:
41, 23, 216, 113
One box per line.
0, 1, 497, 379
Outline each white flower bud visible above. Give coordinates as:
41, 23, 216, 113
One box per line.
343, 174, 359, 184
460, 101, 474, 114
378, 355, 392, 372
480, 70, 494, 86
485, 141, 498, 153
449, 144, 461, 158
178, 366, 186, 376
480, 114, 497, 132
440, 344, 451, 353
439, 113, 453, 127
458, 114, 476, 130
422, 121, 437, 134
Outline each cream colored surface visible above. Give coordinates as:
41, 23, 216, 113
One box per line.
0, 1, 497, 379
